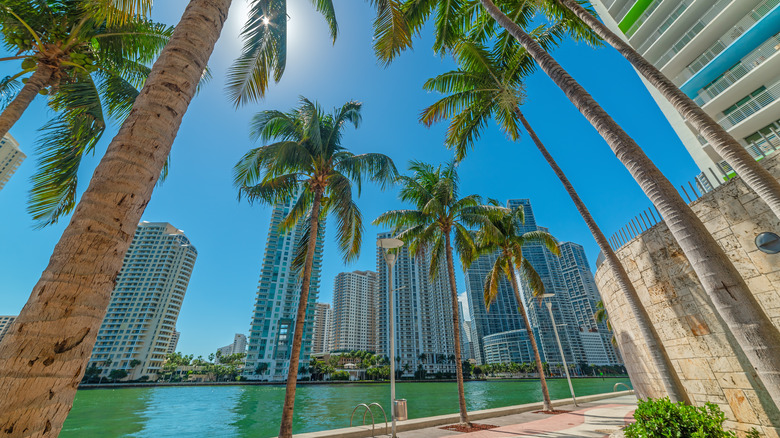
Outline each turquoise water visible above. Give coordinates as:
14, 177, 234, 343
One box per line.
61, 378, 631, 437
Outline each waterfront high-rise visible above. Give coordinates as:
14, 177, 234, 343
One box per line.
166, 331, 181, 355
559, 242, 621, 365
508, 199, 587, 368
218, 334, 248, 357
458, 302, 474, 360
376, 232, 456, 374
331, 271, 378, 352
0, 134, 25, 191
591, 0, 780, 190
87, 222, 197, 380
312, 303, 333, 354
244, 196, 325, 380
0, 315, 16, 343
465, 249, 527, 364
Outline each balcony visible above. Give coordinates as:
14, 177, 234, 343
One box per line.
657, 0, 735, 67
717, 81, 779, 130
694, 33, 780, 105
637, 0, 692, 53
673, 0, 779, 85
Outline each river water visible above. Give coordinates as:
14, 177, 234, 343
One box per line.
61, 377, 631, 437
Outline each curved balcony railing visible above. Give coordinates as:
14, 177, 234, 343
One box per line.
717, 80, 780, 131
656, 0, 734, 67
637, 0, 692, 53
625, 0, 661, 37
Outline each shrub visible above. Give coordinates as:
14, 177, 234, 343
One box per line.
625, 398, 736, 438
331, 371, 350, 381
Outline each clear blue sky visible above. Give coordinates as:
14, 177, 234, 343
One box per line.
0, 1, 698, 358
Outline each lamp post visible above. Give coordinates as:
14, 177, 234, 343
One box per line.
540, 293, 577, 407
378, 237, 404, 437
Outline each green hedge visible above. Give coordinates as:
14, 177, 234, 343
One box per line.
625, 398, 736, 438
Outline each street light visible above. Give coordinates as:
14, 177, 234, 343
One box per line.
540, 293, 577, 407
378, 237, 404, 437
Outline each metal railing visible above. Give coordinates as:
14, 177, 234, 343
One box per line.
616, 0, 638, 23
656, 0, 733, 66
717, 79, 780, 130
607, 178, 711, 251
350, 403, 388, 437
694, 33, 780, 105
637, 0, 691, 53
673, 0, 779, 84
625, 0, 661, 37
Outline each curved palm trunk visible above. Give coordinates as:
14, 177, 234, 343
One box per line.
560, 0, 780, 220
0, 1, 230, 436
279, 192, 322, 438
0, 63, 54, 140
444, 232, 470, 425
516, 109, 689, 403
507, 269, 552, 411
480, 0, 780, 408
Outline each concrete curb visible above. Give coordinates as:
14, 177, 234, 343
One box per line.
288, 390, 635, 438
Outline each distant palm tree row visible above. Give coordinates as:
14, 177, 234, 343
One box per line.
1, 1, 780, 438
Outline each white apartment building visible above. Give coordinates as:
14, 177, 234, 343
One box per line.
218, 333, 248, 357
376, 232, 457, 375
312, 303, 333, 354
591, 0, 780, 190
0, 134, 25, 191
331, 271, 377, 352
166, 330, 180, 355
87, 222, 197, 380
0, 315, 17, 343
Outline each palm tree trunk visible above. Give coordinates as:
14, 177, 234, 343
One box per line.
516, 109, 689, 403
559, 0, 780, 220
444, 232, 470, 426
0, 63, 54, 140
507, 269, 552, 411
0, 0, 230, 436
480, 0, 780, 408
278, 191, 322, 438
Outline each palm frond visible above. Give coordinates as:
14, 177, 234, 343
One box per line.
520, 256, 545, 298
370, 0, 413, 66
325, 173, 363, 262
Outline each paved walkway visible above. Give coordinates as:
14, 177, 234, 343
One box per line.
399, 395, 637, 438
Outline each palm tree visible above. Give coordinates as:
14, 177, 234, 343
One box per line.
375, 160, 489, 427
233, 97, 397, 438
594, 301, 616, 347
0, 1, 174, 225
396, 0, 780, 406
554, 0, 780, 220
0, 1, 347, 434
420, 39, 688, 402
467, 201, 559, 411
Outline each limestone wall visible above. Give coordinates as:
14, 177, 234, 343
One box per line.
594, 153, 780, 437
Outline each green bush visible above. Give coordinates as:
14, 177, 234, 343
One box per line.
625, 398, 736, 438
331, 371, 350, 381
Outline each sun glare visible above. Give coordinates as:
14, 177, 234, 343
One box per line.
262, 16, 270, 26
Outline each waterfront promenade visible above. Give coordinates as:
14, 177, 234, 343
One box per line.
292, 391, 636, 438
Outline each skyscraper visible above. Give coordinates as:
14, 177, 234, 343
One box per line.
376, 232, 456, 374
559, 242, 621, 365
166, 331, 181, 355
591, 0, 780, 190
87, 222, 197, 380
244, 196, 325, 380
458, 302, 474, 360
508, 199, 586, 368
465, 249, 527, 364
0, 134, 25, 191
312, 303, 333, 354
218, 333, 248, 357
331, 271, 378, 352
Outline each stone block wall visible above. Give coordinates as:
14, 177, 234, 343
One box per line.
594, 153, 780, 437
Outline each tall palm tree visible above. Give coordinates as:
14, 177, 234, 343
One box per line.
375, 160, 489, 427
0, 0, 174, 226
553, 0, 780, 220
392, 0, 780, 406
0, 0, 348, 434
233, 98, 397, 438
420, 39, 688, 402
469, 201, 559, 411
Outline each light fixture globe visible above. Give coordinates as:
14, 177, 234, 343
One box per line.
377, 237, 404, 249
